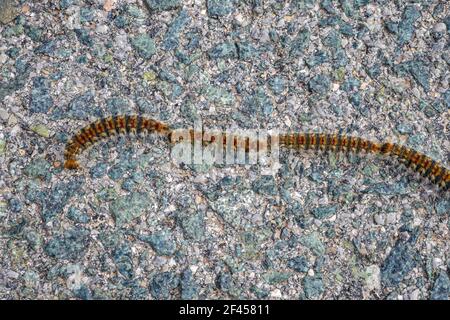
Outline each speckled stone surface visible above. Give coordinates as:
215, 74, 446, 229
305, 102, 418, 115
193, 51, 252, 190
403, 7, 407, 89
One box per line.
0, 0, 449, 300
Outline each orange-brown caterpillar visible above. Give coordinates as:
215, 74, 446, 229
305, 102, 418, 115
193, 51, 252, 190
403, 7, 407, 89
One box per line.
279, 133, 449, 191
63, 115, 171, 170
64, 115, 450, 191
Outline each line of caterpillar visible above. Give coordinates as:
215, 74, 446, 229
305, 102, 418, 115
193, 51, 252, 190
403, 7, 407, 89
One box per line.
63, 115, 450, 191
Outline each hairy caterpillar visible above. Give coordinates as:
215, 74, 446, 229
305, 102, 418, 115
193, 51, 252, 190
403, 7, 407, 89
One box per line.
64, 115, 450, 191
63, 115, 171, 170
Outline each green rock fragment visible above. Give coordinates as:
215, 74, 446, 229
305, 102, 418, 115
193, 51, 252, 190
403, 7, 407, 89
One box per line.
24, 24, 42, 41
251, 286, 269, 299
103, 54, 113, 63
3, 23, 24, 37
333, 67, 346, 82
308, 74, 331, 94
293, 0, 315, 10
180, 99, 200, 122
203, 85, 235, 105
263, 271, 292, 285
30, 124, 51, 138
0, 139, 6, 154
0, 201, 7, 217
290, 28, 310, 56
131, 34, 156, 59
24, 158, 52, 180
302, 275, 324, 299
435, 200, 449, 216
45, 228, 90, 260
362, 163, 378, 177
300, 232, 326, 256
139, 230, 176, 256
236, 41, 258, 61
207, 0, 234, 17
96, 187, 117, 202
110, 192, 151, 226
143, 70, 157, 82
127, 4, 145, 17
24, 229, 43, 251
177, 212, 205, 241
323, 29, 341, 49
0, 0, 19, 25
208, 42, 237, 59
155, 80, 172, 97
144, 0, 181, 12
431, 271, 450, 300
311, 205, 338, 219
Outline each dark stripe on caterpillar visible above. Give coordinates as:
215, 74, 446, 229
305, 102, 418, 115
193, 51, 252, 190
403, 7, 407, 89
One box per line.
315, 133, 320, 151
433, 169, 444, 185
355, 137, 362, 153
75, 131, 88, 147
305, 133, 311, 150
126, 115, 138, 135
349, 137, 357, 151
345, 135, 352, 151
324, 134, 331, 152
406, 149, 419, 170
380, 142, 389, 154
365, 138, 372, 153
422, 159, 435, 178
93, 119, 106, 138
345, 135, 351, 151
125, 115, 131, 134
89, 123, 99, 140
115, 115, 126, 135
106, 116, 116, 136
396, 145, 406, 159
347, 136, 354, 151
101, 118, 110, 137
136, 116, 143, 136
336, 134, 342, 152
414, 153, 426, 173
